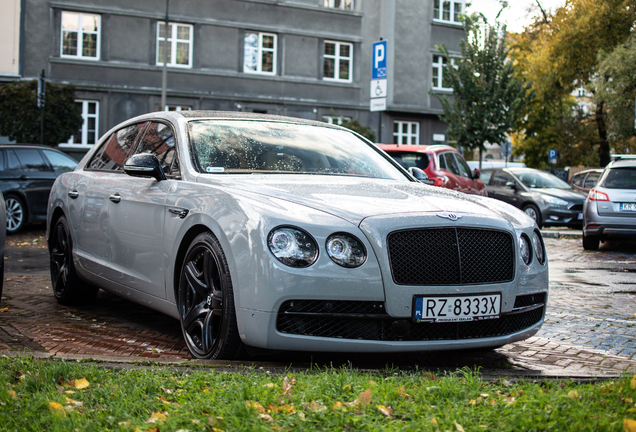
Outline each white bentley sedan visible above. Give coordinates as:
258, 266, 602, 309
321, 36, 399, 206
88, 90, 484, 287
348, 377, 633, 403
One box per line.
47, 111, 548, 359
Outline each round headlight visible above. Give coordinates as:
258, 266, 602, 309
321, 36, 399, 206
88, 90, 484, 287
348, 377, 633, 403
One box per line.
326, 233, 367, 268
268, 227, 318, 267
532, 230, 546, 265
520, 234, 531, 265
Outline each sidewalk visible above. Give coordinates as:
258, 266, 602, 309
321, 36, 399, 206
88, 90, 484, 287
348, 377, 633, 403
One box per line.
540, 227, 583, 239
1, 228, 635, 379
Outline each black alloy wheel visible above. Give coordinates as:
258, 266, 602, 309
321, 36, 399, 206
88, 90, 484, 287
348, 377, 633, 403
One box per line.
178, 232, 242, 359
49, 216, 99, 305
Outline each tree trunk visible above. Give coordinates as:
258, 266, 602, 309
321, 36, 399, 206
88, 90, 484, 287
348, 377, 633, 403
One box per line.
595, 101, 610, 167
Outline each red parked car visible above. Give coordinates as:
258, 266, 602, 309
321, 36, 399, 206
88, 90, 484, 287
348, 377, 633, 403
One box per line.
378, 144, 487, 196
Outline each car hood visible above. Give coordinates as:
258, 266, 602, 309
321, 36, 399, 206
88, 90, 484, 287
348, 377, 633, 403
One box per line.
531, 188, 587, 202
198, 175, 530, 227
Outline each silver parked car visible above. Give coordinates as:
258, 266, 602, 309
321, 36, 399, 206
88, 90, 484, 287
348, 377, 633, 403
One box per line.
582, 156, 636, 250
47, 111, 548, 360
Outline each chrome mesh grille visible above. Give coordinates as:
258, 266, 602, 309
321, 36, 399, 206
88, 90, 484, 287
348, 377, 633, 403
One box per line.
387, 228, 515, 285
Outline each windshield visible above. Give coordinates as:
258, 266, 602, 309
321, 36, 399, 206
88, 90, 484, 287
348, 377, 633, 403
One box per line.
188, 120, 407, 181
511, 169, 571, 189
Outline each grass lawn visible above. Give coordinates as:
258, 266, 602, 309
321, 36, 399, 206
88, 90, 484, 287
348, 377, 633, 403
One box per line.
1, 355, 636, 431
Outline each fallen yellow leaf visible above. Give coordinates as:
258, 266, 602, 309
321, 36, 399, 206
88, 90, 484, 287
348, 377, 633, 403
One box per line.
263, 383, 277, 388
431, 418, 438, 425
568, 390, 579, 399
455, 421, 465, 432
8, 390, 16, 399
246, 401, 266, 413
625, 418, 636, 432
48, 401, 66, 416
65, 397, 83, 407
303, 401, 327, 412
259, 413, 274, 422
503, 396, 516, 404
282, 375, 296, 396
73, 378, 90, 389
377, 405, 392, 418
146, 412, 168, 423
398, 386, 411, 399
0, 307, 8, 313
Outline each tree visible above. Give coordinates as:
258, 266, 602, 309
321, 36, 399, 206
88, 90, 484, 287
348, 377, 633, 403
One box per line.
340, 118, 376, 143
0, 80, 82, 146
432, 14, 533, 163
511, 0, 636, 166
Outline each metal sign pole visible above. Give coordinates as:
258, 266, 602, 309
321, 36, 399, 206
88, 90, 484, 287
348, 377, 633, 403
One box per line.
161, 0, 170, 111
38, 70, 45, 145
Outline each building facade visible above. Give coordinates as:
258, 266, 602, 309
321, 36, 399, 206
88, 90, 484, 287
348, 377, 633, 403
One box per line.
9, 0, 465, 156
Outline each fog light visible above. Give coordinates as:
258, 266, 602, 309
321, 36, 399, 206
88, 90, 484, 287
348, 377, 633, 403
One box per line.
549, 215, 559, 221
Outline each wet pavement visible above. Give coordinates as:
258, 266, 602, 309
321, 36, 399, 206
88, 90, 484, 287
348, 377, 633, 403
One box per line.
1, 226, 636, 378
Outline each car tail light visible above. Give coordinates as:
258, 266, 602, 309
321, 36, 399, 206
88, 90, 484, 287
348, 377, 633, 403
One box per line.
428, 176, 447, 187
588, 189, 609, 201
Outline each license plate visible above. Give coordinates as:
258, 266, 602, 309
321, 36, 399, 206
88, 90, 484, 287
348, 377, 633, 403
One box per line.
413, 294, 501, 323
577, 213, 583, 220
620, 203, 636, 212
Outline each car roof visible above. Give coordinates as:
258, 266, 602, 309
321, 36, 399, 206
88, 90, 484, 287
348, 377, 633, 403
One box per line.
0, 144, 62, 151
169, 110, 346, 130
376, 144, 457, 154
607, 159, 636, 169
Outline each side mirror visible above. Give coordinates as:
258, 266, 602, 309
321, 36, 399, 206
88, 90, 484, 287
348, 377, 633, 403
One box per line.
123, 153, 167, 182
472, 168, 481, 179
408, 167, 434, 185
505, 181, 517, 190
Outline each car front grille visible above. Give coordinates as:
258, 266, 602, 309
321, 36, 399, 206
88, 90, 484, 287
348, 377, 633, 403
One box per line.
276, 297, 545, 342
568, 204, 583, 212
387, 228, 515, 285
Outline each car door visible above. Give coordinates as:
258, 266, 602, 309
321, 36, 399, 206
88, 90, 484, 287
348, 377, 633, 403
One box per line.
107, 120, 178, 298
452, 153, 483, 195
69, 122, 146, 274
486, 170, 522, 207
9, 148, 56, 218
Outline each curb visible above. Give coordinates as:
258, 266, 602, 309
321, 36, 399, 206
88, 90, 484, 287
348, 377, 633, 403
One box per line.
540, 230, 582, 239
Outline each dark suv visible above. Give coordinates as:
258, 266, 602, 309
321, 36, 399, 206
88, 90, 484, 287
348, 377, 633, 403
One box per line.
0, 145, 78, 233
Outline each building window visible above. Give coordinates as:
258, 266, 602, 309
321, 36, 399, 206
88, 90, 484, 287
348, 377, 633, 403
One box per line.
67, 100, 99, 146
157, 22, 193, 68
61, 12, 100, 60
323, 41, 353, 82
323, 116, 351, 125
432, 55, 454, 91
244, 32, 277, 75
165, 105, 192, 111
393, 121, 420, 145
324, 0, 354, 10
433, 0, 464, 24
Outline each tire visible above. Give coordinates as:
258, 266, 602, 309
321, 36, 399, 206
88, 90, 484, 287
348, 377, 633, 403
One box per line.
178, 232, 243, 360
582, 233, 600, 251
522, 204, 542, 229
5, 195, 25, 234
49, 216, 99, 305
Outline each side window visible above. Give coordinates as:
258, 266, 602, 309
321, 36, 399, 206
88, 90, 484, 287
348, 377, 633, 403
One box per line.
453, 154, 472, 178
440, 153, 460, 175
571, 173, 584, 187
491, 171, 515, 187
88, 123, 146, 171
133, 122, 178, 174
42, 149, 78, 173
480, 170, 493, 185
14, 149, 51, 172
7, 150, 21, 171
584, 172, 600, 188
0, 151, 5, 171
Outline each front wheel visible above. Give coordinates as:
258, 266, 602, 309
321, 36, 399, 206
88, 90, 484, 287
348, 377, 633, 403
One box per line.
178, 232, 243, 359
5, 195, 25, 234
49, 216, 99, 305
522, 204, 542, 229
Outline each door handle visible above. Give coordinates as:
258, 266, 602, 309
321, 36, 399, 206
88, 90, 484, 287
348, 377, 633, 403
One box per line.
68, 190, 79, 199
109, 193, 121, 203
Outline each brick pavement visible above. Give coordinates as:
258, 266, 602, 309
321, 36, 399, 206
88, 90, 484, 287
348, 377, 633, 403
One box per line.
1, 229, 636, 376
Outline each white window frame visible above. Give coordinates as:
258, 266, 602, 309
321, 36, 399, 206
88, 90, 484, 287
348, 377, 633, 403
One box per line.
60, 12, 101, 60
323, 41, 353, 82
433, 0, 464, 25
393, 121, 420, 145
63, 100, 99, 148
323, 0, 354, 10
322, 115, 351, 125
432, 55, 455, 91
156, 22, 193, 68
243, 32, 277, 75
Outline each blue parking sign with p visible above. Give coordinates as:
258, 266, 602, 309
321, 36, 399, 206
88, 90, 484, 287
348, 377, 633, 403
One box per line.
372, 41, 387, 79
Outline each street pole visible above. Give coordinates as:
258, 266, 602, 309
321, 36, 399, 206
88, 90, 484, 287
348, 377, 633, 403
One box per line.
160, 0, 170, 111
38, 70, 45, 145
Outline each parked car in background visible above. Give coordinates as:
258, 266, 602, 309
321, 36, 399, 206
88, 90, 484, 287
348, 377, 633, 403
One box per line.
46, 111, 547, 360
582, 157, 636, 250
0, 191, 5, 303
467, 160, 526, 171
377, 144, 486, 195
0, 145, 78, 233
481, 167, 586, 228
569, 168, 603, 194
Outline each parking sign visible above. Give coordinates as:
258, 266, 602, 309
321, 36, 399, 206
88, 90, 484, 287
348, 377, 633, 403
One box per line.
372, 41, 387, 79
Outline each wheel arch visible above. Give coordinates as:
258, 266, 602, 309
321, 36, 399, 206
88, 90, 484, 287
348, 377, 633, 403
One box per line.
172, 224, 215, 303
47, 206, 67, 245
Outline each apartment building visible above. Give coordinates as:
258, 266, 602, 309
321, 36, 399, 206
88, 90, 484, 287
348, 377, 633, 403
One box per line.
9, 0, 465, 155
